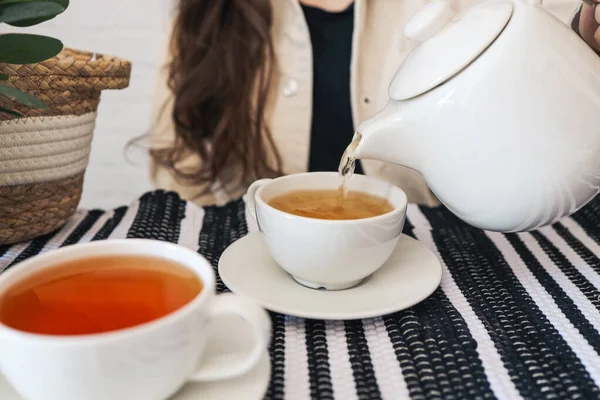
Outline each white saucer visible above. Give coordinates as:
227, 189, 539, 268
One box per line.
219, 232, 443, 320
0, 351, 271, 400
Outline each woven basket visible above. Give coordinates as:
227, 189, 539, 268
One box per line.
0, 48, 131, 245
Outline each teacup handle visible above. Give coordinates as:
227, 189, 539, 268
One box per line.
245, 178, 272, 222
188, 293, 271, 382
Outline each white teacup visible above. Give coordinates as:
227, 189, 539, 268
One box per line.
0, 239, 271, 400
246, 172, 408, 290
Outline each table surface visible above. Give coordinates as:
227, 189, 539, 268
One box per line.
1, 190, 600, 400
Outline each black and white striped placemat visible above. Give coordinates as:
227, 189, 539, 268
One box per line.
1, 190, 599, 400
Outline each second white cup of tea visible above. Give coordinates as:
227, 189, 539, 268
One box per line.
0, 239, 271, 400
246, 172, 408, 290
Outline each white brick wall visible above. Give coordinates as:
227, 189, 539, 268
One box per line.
2, 0, 173, 209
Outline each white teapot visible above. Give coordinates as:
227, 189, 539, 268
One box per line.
354, 0, 600, 232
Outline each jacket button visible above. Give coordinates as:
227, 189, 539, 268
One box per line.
283, 78, 298, 97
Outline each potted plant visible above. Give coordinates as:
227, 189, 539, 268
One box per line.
0, 0, 132, 244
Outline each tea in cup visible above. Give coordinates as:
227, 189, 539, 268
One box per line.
246, 172, 407, 290
0, 239, 271, 400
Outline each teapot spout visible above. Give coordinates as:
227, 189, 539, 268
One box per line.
354, 100, 421, 172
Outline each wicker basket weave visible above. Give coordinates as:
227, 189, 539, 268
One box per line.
0, 48, 131, 245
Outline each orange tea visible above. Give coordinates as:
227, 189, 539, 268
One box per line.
268, 189, 394, 220
0, 255, 202, 336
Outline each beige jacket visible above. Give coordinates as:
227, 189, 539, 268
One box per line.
150, 0, 580, 207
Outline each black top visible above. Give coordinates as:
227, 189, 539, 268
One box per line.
302, 2, 364, 174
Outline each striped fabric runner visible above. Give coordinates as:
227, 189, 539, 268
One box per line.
1, 190, 600, 400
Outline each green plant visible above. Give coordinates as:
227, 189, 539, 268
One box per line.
0, 0, 69, 117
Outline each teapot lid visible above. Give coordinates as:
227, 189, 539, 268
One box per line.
390, 0, 513, 100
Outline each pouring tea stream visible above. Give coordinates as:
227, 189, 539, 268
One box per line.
348, 0, 600, 232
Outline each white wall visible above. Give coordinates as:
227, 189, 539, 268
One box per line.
2, 0, 173, 209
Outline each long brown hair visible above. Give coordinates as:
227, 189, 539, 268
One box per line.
151, 0, 283, 198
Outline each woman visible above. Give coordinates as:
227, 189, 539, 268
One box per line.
149, 0, 597, 207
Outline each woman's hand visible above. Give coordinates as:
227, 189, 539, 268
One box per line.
579, 1, 600, 51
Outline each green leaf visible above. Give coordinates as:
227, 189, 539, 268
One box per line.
0, 34, 62, 64
0, 73, 7, 80
0, 0, 68, 26
0, 0, 40, 5
50, 0, 68, 8
0, 0, 67, 6
0, 105, 22, 117
0, 84, 47, 108
0, 2, 65, 26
